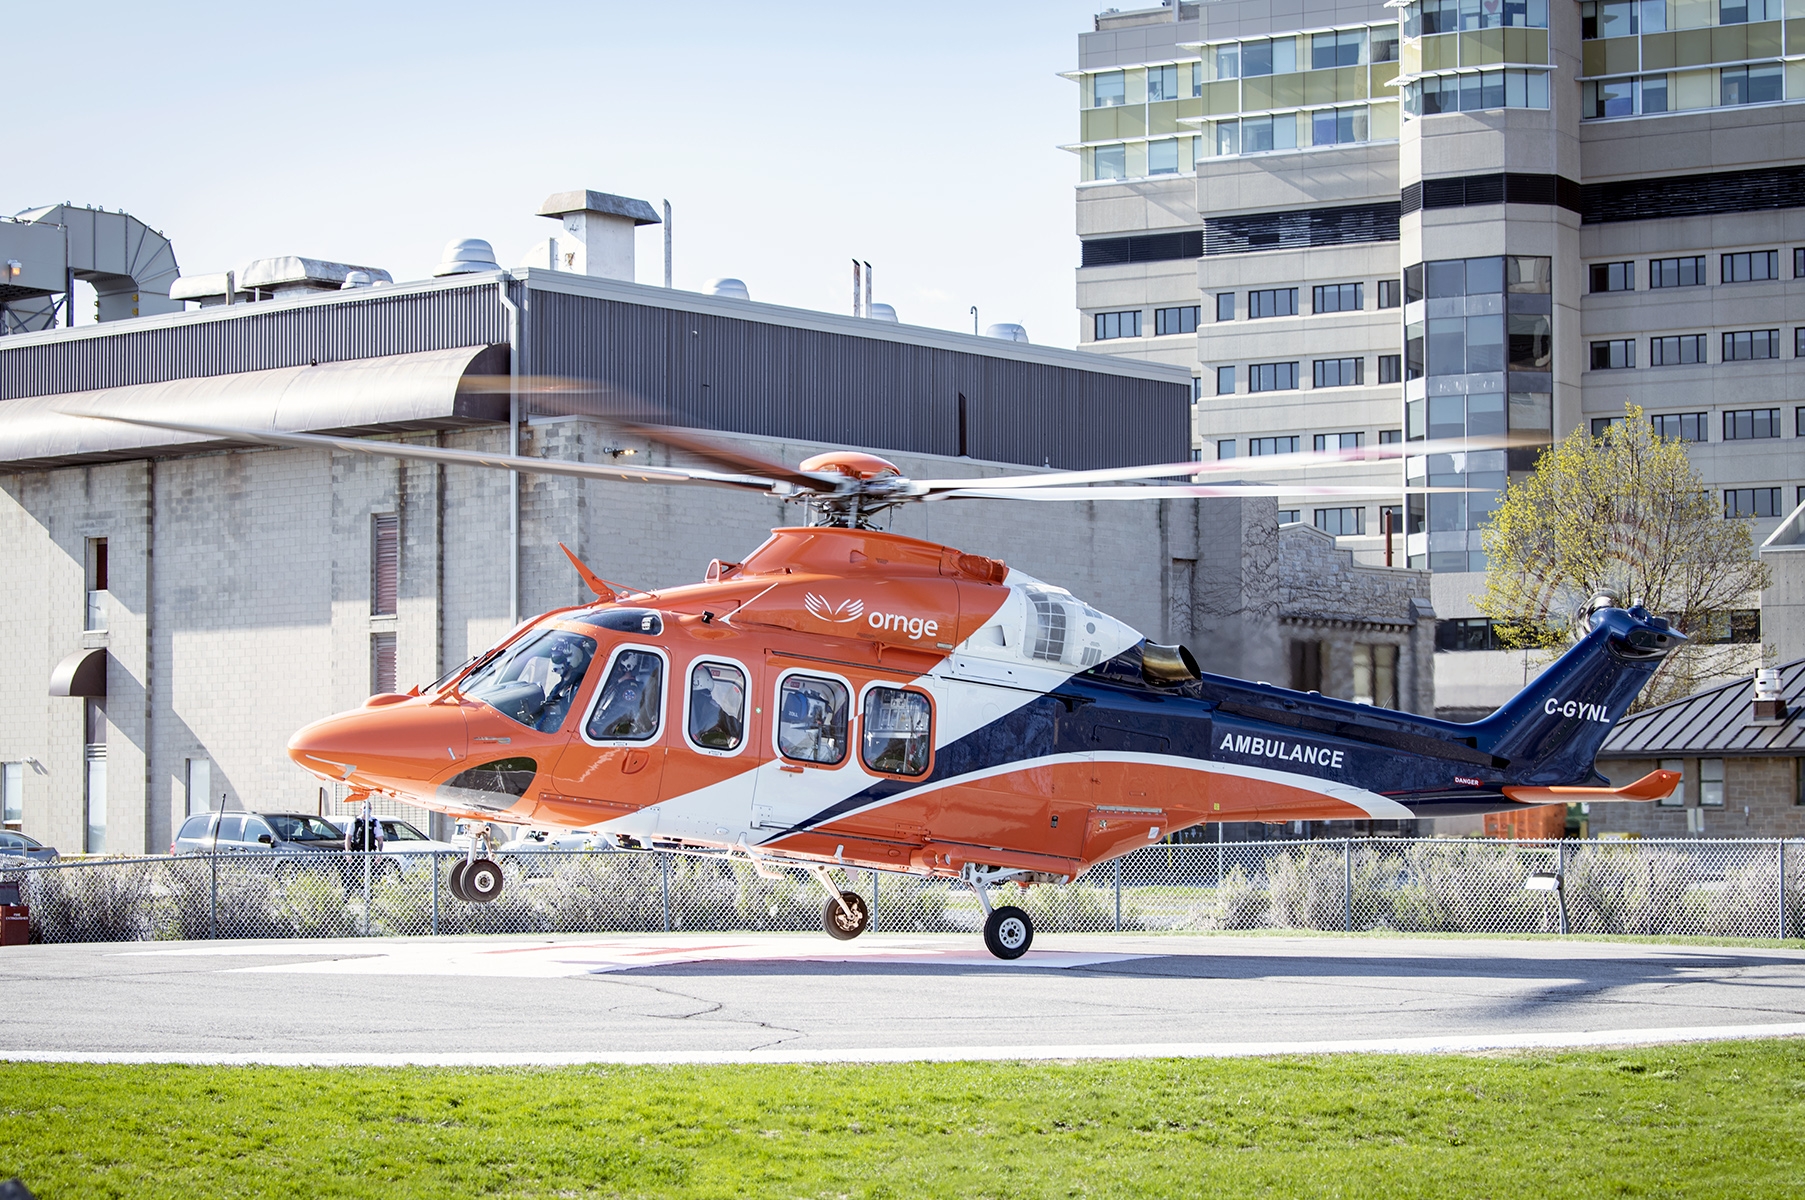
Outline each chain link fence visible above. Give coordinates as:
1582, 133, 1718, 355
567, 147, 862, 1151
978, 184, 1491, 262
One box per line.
5, 839, 1800, 945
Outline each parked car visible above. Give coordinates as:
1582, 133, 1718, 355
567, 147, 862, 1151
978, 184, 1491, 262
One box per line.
499, 826, 613, 877
370, 818, 457, 868
0, 831, 58, 863
171, 811, 344, 856
451, 819, 518, 853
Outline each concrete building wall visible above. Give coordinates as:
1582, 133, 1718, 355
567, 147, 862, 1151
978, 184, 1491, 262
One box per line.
1592, 756, 1804, 837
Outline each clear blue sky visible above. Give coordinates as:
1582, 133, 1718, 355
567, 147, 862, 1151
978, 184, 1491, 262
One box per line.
12, 1, 1104, 347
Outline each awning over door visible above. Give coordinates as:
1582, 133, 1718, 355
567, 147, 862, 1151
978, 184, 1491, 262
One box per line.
49, 648, 107, 697
0, 343, 508, 469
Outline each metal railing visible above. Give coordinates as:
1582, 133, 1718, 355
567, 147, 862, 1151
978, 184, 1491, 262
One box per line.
6, 838, 1800, 944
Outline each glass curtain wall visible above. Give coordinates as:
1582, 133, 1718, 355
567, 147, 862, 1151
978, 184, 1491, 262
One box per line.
1402, 255, 1553, 572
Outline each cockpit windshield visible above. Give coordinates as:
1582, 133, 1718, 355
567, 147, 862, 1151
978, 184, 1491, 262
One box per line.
461, 629, 599, 732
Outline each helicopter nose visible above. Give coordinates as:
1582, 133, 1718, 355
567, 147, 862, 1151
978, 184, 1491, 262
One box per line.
288, 701, 469, 793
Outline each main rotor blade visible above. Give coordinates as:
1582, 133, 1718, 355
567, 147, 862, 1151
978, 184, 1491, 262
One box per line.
927, 483, 1476, 502
462, 375, 837, 492
910, 434, 1537, 491
67, 415, 793, 494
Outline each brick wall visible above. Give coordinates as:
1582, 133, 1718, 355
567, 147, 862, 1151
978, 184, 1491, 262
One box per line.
1591, 755, 1805, 837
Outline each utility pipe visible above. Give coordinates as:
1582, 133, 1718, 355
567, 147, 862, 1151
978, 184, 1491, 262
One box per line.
497, 275, 520, 626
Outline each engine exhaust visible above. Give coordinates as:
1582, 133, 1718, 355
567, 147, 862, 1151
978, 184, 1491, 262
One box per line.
1141, 642, 1200, 686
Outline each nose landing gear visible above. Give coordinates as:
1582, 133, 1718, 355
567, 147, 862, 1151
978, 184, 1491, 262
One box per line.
450, 827, 504, 904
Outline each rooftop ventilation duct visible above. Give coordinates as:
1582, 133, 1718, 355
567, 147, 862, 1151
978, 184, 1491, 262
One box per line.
984, 323, 1029, 343
520, 189, 660, 281
171, 257, 392, 306
868, 302, 898, 322
0, 203, 182, 334
433, 238, 501, 277
706, 277, 750, 300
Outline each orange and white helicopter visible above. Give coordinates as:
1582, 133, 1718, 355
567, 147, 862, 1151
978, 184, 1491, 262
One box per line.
98, 409, 1684, 958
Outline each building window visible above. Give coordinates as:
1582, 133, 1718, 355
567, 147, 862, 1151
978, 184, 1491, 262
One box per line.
84, 699, 106, 854
1313, 358, 1364, 388
1699, 758, 1725, 807
1371, 27, 1401, 61
1147, 64, 1180, 101
1093, 71, 1125, 107
1649, 256, 1706, 288
1720, 64, 1782, 107
1651, 412, 1707, 442
1693, 608, 1763, 644
1094, 310, 1141, 340
1379, 504, 1403, 536
371, 632, 397, 695
1410, 0, 1550, 34
184, 757, 211, 817
1351, 643, 1398, 707
1312, 282, 1363, 314
1723, 409, 1781, 440
1215, 292, 1235, 322
85, 537, 108, 632
1799, 406, 1805, 437
1191, 377, 1203, 403
1720, 0, 1783, 22
1591, 417, 1622, 436
1435, 618, 1501, 652
1093, 144, 1126, 180
1249, 435, 1301, 455
1650, 335, 1706, 366
1658, 758, 1685, 806
1276, 510, 1300, 524
1379, 429, 1403, 445
1797, 328, 1805, 358
1378, 354, 1402, 384
371, 513, 398, 616
1216, 366, 1236, 395
1311, 106, 1370, 147
1314, 506, 1365, 536
1589, 339, 1635, 369
1155, 305, 1201, 336
1192, 61, 1204, 98
1405, 68, 1550, 116
1241, 37, 1297, 77
1248, 363, 1300, 393
1722, 330, 1780, 361
1722, 250, 1779, 283
1311, 29, 1365, 69
1240, 113, 1298, 153
1248, 288, 1298, 319
1377, 279, 1401, 309
1314, 432, 1364, 452
1583, 76, 1668, 118
1213, 43, 1241, 80
1289, 640, 1324, 691
1216, 439, 1237, 460
1147, 139, 1180, 176
1796, 248, 1805, 278
1724, 487, 1782, 518
1, 762, 19, 829
1589, 262, 1634, 292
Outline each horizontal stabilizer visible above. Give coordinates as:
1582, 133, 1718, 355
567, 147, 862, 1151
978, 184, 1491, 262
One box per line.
1503, 769, 1681, 804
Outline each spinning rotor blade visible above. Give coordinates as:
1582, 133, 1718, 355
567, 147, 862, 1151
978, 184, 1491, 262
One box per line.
928, 483, 1477, 502
464, 375, 837, 492
67, 415, 793, 494
910, 433, 1537, 492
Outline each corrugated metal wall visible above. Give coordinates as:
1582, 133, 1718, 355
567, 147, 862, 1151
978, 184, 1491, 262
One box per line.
0, 285, 505, 399
528, 290, 1187, 469
0, 279, 1189, 469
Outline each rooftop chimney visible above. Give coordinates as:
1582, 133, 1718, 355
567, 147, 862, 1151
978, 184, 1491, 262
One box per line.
1753, 668, 1789, 725
524, 190, 661, 282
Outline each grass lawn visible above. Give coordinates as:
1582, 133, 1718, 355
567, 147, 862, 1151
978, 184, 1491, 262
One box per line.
2, 1041, 1802, 1199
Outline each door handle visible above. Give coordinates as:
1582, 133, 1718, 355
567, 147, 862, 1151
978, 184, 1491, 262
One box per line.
622, 750, 650, 775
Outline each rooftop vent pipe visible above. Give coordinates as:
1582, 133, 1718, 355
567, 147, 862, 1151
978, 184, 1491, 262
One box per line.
521, 189, 660, 281
868, 302, 898, 322
706, 277, 750, 300
984, 323, 1029, 343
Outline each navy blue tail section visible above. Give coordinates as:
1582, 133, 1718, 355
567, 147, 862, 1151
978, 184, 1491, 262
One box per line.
1467, 606, 1685, 787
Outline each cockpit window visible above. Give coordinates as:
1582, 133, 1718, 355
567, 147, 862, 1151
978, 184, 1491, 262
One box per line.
777, 675, 850, 765
586, 650, 664, 741
688, 662, 746, 751
462, 630, 599, 732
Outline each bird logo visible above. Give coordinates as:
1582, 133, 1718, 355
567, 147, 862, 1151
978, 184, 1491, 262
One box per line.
804, 593, 864, 623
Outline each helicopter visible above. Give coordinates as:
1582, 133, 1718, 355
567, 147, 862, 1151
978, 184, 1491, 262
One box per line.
86, 406, 1685, 959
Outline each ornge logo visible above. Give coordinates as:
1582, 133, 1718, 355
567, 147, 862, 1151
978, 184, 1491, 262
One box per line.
804, 594, 864, 623
1544, 697, 1609, 722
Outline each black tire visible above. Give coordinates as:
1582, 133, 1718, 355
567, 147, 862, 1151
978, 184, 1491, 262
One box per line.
823, 890, 871, 940
983, 905, 1034, 960
448, 860, 471, 902
463, 857, 504, 904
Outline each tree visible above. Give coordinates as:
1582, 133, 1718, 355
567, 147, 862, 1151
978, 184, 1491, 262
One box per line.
1477, 404, 1770, 710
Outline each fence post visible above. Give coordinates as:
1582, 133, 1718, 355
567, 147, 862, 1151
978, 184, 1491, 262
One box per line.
1779, 840, 1788, 941
431, 850, 441, 937
661, 853, 671, 933
1556, 840, 1569, 936
1343, 840, 1353, 933
871, 870, 880, 934
1113, 858, 1122, 932
209, 844, 219, 940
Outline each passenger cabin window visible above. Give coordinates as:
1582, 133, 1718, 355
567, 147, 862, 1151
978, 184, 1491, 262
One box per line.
463, 630, 599, 733
688, 662, 747, 751
777, 676, 850, 765
862, 688, 932, 777
586, 650, 664, 741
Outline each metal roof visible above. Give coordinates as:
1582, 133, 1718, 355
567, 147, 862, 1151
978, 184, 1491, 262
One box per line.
1598, 657, 1805, 758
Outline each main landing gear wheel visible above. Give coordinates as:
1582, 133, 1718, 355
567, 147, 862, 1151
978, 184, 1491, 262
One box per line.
823, 890, 871, 940
461, 857, 505, 904
448, 860, 471, 901
983, 906, 1034, 960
